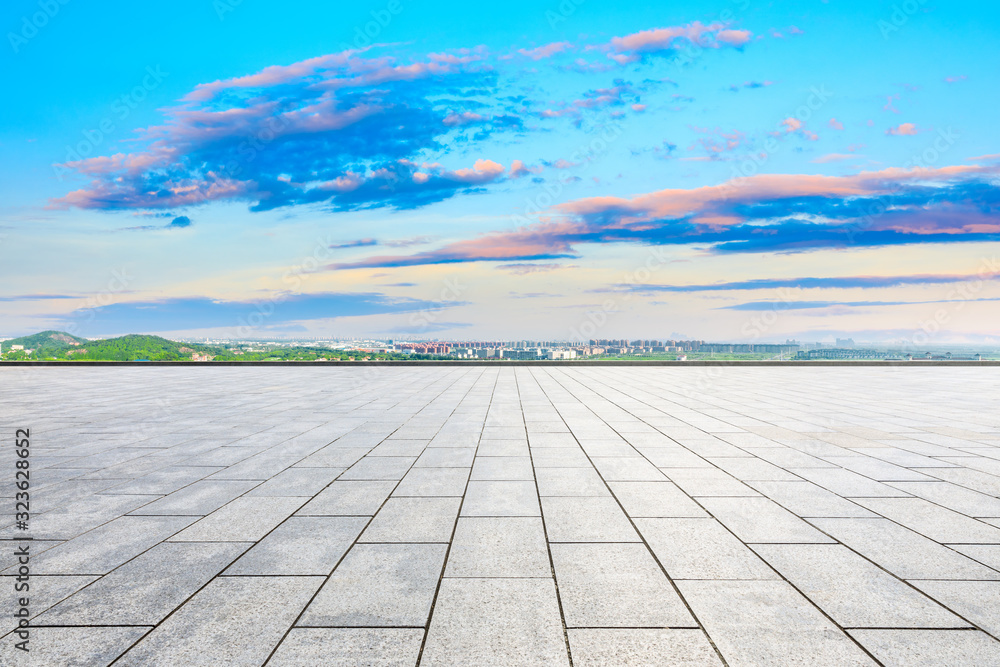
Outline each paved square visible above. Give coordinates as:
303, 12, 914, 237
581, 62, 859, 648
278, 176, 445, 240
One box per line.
3, 366, 1000, 665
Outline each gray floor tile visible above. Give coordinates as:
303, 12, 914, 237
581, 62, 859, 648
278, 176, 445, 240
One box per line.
461, 481, 540, 516
225, 517, 366, 575
393, 467, 470, 497
360, 497, 460, 543
909, 581, 1000, 637
679, 580, 876, 666
851, 498, 1000, 543
470, 456, 534, 480
809, 518, 1000, 580
247, 467, 343, 497
129, 479, 259, 516
26, 515, 196, 575
299, 543, 446, 627
848, 629, 1000, 666
35, 542, 248, 625
753, 544, 967, 628
0, 626, 150, 667
660, 468, 759, 496
340, 456, 416, 481
297, 480, 396, 516
568, 628, 723, 666
551, 542, 693, 627
698, 496, 834, 543
115, 576, 321, 666
535, 467, 609, 496
170, 496, 304, 542
637, 518, 779, 580
445, 517, 550, 577
608, 481, 708, 517
269, 628, 424, 666
421, 578, 568, 666
746, 480, 876, 518
541, 497, 639, 542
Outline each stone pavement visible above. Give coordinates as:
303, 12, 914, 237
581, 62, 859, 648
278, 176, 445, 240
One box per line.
2, 366, 1000, 666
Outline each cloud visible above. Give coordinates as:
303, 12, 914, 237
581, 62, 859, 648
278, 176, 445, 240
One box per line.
328, 162, 1000, 267
944, 75, 967, 83
625, 273, 999, 292
886, 122, 920, 136
516, 42, 572, 60
496, 263, 575, 274
509, 160, 542, 178
50, 48, 514, 213
828, 118, 844, 130
724, 297, 1000, 311
812, 153, 858, 164
781, 117, 802, 133
330, 238, 379, 249
606, 22, 752, 65
120, 215, 195, 232
728, 80, 773, 92
443, 111, 487, 126
56, 292, 457, 336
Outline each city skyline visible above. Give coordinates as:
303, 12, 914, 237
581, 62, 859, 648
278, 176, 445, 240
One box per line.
3, 0, 999, 342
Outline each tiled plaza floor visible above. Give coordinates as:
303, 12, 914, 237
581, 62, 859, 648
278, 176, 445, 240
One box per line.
2, 366, 1000, 666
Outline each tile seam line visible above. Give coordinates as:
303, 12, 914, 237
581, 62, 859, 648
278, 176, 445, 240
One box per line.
547, 366, 893, 667
415, 366, 497, 666
534, 367, 730, 667
564, 367, 1000, 655
104, 367, 472, 666
515, 367, 576, 667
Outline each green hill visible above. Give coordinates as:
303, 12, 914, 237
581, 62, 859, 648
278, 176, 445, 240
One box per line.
4, 330, 89, 355
2, 332, 223, 361
68, 334, 224, 361
1, 331, 435, 362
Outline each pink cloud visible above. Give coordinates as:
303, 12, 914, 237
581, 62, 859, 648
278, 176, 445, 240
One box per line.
509, 160, 542, 178
828, 118, 844, 130
812, 153, 857, 164
886, 122, 919, 136
944, 75, 967, 84
631, 103, 647, 112
443, 112, 487, 127
607, 22, 753, 63
446, 159, 505, 184
781, 117, 803, 133
328, 163, 1000, 269
517, 41, 572, 60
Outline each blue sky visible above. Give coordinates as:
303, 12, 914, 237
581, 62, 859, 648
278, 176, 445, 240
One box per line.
2, 0, 999, 343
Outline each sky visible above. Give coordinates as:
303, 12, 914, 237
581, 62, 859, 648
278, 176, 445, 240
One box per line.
2, 0, 999, 344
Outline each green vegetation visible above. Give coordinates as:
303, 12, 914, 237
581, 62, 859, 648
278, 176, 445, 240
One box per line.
0, 331, 443, 362
3, 330, 89, 357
